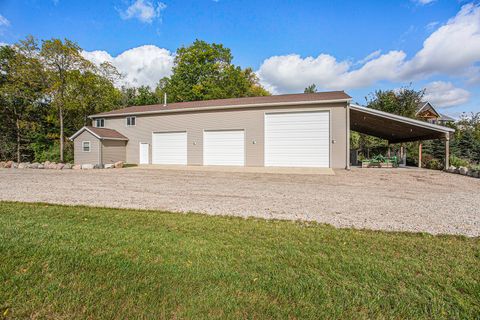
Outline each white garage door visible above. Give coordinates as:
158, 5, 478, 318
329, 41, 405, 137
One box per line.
265, 111, 330, 167
152, 132, 187, 165
204, 130, 245, 166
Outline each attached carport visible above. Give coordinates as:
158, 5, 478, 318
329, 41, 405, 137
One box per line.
348, 104, 455, 169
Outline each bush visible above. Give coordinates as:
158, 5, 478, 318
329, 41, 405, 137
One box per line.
33, 141, 73, 163
449, 155, 470, 168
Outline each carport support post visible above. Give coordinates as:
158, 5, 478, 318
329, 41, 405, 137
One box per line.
418, 143, 422, 168
445, 134, 450, 170
346, 102, 350, 170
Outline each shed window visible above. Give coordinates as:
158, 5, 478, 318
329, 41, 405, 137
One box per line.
82, 141, 91, 152
126, 116, 136, 126
95, 118, 105, 128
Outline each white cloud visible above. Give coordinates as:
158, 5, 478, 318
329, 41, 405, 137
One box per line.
356, 50, 382, 65
119, 0, 167, 23
0, 14, 10, 27
257, 3, 480, 94
414, 0, 436, 5
425, 21, 439, 31
424, 81, 470, 108
82, 45, 174, 88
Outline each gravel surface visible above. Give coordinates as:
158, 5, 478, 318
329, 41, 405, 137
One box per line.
0, 167, 479, 236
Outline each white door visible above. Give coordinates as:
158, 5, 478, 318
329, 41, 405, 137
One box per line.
152, 132, 187, 165
264, 111, 330, 167
139, 143, 149, 164
203, 130, 245, 166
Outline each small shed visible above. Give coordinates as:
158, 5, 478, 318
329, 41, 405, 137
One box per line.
69, 126, 128, 166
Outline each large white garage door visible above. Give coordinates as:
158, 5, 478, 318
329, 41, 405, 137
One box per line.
265, 111, 330, 167
204, 130, 245, 166
152, 132, 187, 165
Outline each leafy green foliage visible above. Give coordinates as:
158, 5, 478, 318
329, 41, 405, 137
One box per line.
156, 40, 270, 103
304, 84, 317, 93
365, 86, 424, 118
1, 202, 479, 319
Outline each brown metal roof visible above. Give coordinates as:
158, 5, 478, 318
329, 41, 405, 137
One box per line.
91, 91, 351, 118
85, 126, 128, 140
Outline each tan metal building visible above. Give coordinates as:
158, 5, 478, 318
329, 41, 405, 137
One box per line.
70, 91, 454, 169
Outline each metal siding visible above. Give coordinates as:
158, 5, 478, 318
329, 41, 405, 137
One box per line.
204, 130, 245, 166
73, 131, 101, 165
101, 103, 347, 168
139, 143, 149, 164
265, 111, 330, 167
152, 132, 187, 165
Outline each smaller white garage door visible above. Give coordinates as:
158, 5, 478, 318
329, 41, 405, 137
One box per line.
152, 132, 187, 165
204, 130, 245, 166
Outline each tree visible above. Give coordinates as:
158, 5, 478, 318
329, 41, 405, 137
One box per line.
0, 38, 47, 162
40, 38, 93, 162
365, 86, 424, 118
156, 40, 269, 103
304, 84, 317, 93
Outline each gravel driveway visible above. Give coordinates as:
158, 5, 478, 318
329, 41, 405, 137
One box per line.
1, 167, 479, 236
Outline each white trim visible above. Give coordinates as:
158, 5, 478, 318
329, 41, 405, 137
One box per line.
126, 116, 136, 127
139, 142, 150, 164
350, 104, 454, 133
90, 98, 352, 119
416, 101, 440, 117
82, 141, 91, 152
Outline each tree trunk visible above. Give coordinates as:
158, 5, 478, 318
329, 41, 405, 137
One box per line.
59, 106, 64, 162
13, 106, 21, 163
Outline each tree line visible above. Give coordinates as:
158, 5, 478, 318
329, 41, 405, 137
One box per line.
0, 38, 269, 163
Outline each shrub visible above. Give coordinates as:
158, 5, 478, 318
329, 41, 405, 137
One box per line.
33, 141, 73, 163
449, 155, 470, 168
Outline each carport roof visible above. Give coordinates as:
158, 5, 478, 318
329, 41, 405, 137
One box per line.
350, 104, 454, 143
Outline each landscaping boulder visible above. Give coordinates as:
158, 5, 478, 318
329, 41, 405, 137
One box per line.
30, 162, 40, 169
18, 162, 28, 169
458, 167, 468, 175
447, 166, 456, 173
11, 162, 18, 169
72, 164, 81, 170
0, 161, 5, 168
114, 161, 124, 168
48, 162, 57, 169
81, 164, 94, 170
44, 161, 51, 167
104, 164, 114, 169
37, 164, 44, 169
5, 161, 13, 168
56, 163, 65, 170
63, 163, 72, 169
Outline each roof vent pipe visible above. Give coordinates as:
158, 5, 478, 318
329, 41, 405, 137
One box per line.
163, 93, 167, 107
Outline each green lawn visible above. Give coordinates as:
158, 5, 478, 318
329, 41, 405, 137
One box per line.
1, 202, 479, 319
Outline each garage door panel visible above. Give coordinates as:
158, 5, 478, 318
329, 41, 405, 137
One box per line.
152, 132, 187, 165
204, 130, 245, 166
265, 111, 330, 168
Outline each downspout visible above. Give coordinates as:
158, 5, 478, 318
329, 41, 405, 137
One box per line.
99, 139, 103, 168
346, 102, 350, 170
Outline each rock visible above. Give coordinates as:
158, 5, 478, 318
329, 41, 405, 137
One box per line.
0, 161, 5, 168
56, 163, 65, 170
11, 162, 18, 169
447, 166, 456, 173
93, 164, 103, 169
466, 170, 474, 177
81, 164, 94, 170
30, 162, 40, 169
48, 162, 57, 169
63, 163, 72, 169
114, 161, 124, 169
44, 161, 51, 167
5, 161, 13, 168
104, 164, 114, 169
72, 165, 81, 170
18, 163, 27, 169
458, 167, 468, 175
37, 164, 44, 169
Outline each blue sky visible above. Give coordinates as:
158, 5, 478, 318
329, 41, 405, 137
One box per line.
0, 0, 479, 116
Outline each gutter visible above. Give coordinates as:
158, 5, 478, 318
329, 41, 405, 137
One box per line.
89, 98, 352, 119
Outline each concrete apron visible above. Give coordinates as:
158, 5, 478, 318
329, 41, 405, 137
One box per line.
132, 164, 335, 175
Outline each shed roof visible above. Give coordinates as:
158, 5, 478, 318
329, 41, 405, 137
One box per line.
350, 104, 454, 143
91, 91, 352, 118
69, 126, 128, 141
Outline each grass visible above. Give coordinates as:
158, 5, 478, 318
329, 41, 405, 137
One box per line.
1, 202, 479, 319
